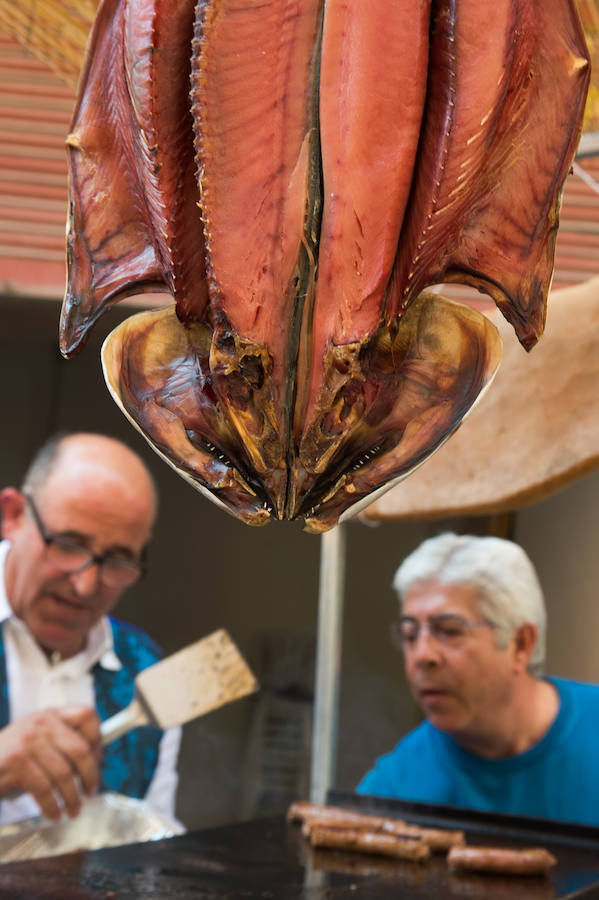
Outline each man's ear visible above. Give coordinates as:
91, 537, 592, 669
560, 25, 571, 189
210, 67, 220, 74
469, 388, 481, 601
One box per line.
0, 488, 26, 541
512, 622, 537, 673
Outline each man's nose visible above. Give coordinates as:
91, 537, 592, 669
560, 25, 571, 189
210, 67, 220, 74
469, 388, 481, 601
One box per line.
68, 562, 101, 597
410, 625, 443, 664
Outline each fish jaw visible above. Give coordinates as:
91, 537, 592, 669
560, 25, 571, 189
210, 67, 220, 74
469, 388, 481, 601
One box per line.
295, 293, 502, 532
102, 306, 273, 526
100, 294, 501, 532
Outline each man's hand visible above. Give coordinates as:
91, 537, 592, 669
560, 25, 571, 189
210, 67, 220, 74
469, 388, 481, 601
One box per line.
0, 706, 102, 821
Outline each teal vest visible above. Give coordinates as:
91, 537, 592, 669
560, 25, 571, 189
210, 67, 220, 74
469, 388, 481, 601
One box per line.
0, 617, 163, 799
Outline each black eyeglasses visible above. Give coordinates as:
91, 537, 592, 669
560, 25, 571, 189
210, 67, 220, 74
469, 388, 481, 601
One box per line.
391, 614, 496, 649
25, 493, 146, 589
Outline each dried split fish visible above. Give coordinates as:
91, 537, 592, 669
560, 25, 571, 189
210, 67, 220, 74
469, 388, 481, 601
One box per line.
61, 0, 589, 531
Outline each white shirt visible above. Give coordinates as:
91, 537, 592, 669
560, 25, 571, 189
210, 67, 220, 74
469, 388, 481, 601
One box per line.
0, 541, 181, 825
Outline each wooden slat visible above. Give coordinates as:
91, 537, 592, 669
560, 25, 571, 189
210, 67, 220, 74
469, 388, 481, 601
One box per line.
0, 0, 96, 88
0, 32, 72, 291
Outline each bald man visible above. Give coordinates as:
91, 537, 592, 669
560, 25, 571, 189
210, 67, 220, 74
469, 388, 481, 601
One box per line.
0, 432, 181, 825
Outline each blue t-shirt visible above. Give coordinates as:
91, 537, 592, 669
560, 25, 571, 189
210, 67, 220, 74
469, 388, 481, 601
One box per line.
357, 676, 599, 826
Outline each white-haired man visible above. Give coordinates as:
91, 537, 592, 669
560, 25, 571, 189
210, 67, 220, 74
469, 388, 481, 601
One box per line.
357, 532, 599, 826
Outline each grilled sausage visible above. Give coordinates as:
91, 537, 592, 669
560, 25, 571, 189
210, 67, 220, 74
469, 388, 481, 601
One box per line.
288, 801, 465, 851
447, 845, 557, 875
309, 824, 431, 861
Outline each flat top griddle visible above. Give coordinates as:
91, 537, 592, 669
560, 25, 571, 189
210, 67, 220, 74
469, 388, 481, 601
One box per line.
0, 792, 599, 899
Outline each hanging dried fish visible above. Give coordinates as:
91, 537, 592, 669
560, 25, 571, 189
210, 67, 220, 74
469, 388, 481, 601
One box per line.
61, 0, 589, 531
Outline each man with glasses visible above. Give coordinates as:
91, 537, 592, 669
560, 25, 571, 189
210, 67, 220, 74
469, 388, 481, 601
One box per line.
357, 532, 599, 825
0, 432, 181, 825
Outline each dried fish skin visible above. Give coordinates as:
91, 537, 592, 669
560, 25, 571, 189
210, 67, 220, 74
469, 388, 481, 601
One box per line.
62, 0, 164, 356
388, 0, 590, 350
441, 0, 590, 350
123, 0, 209, 327
61, 0, 207, 357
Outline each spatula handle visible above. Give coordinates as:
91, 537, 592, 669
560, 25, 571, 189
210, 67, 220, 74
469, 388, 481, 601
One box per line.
100, 697, 149, 746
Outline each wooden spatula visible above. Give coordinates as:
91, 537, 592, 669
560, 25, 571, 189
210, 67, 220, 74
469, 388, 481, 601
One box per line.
100, 629, 258, 744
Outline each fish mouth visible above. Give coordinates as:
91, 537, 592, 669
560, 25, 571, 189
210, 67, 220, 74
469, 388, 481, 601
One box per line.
102, 294, 502, 531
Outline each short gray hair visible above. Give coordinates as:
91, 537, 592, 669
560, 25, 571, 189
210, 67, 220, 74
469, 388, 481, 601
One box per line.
392, 532, 546, 675
21, 432, 159, 515
21, 433, 67, 495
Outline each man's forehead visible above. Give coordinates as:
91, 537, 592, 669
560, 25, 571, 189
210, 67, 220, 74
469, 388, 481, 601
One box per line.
403, 579, 480, 614
40, 463, 122, 509
51, 441, 126, 480
37, 458, 154, 538
42, 444, 150, 500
